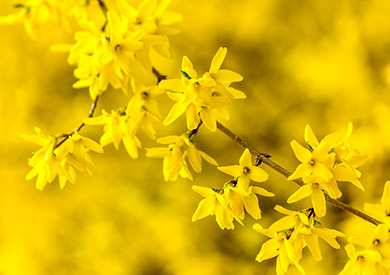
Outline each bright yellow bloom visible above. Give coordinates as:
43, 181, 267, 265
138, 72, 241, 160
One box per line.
0, 0, 54, 39
146, 134, 218, 181
126, 79, 164, 140
217, 148, 269, 190
160, 47, 245, 131
253, 222, 305, 275
22, 128, 103, 190
288, 138, 335, 182
22, 127, 58, 190
254, 205, 344, 274
339, 244, 382, 275
191, 185, 241, 230
348, 224, 390, 269
364, 181, 390, 228
84, 109, 141, 158
287, 181, 326, 217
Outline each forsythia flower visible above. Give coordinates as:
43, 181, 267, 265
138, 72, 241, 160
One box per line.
0, 0, 55, 39
288, 123, 366, 217
191, 182, 274, 230
217, 148, 269, 190
191, 148, 274, 229
348, 223, 390, 269
254, 205, 344, 275
364, 181, 390, 228
84, 108, 141, 158
22, 128, 103, 190
339, 244, 383, 275
126, 79, 164, 140
160, 47, 246, 131
145, 134, 218, 181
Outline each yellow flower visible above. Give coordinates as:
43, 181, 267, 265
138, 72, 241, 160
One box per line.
288, 138, 335, 182
364, 181, 390, 228
217, 148, 269, 190
254, 205, 344, 274
287, 181, 327, 217
84, 109, 141, 158
22, 128, 103, 190
146, 134, 218, 181
22, 127, 58, 190
339, 244, 382, 275
348, 224, 390, 268
160, 47, 245, 131
0, 0, 53, 39
253, 222, 305, 275
126, 79, 164, 140
191, 185, 240, 230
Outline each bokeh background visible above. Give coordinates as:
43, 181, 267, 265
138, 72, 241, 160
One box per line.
1, 0, 390, 274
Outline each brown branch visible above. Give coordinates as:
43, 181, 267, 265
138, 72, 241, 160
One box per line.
216, 121, 381, 226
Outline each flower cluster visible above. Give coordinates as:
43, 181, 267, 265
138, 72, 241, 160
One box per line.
68, 0, 182, 99
192, 149, 274, 229
22, 127, 103, 190
146, 134, 218, 181
288, 123, 366, 217
159, 47, 246, 131
254, 205, 344, 275
84, 79, 164, 158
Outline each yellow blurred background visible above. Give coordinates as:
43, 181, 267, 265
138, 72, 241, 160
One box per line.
1, 0, 390, 274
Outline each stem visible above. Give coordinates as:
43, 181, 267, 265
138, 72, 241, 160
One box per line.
54, 96, 100, 149
97, 0, 108, 31
153, 67, 167, 84
216, 121, 381, 226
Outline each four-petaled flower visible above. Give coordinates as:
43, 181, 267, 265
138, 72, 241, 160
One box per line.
217, 148, 269, 190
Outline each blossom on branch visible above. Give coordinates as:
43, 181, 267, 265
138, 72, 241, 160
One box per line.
146, 134, 218, 181
22, 128, 103, 190
160, 47, 246, 131
288, 123, 366, 217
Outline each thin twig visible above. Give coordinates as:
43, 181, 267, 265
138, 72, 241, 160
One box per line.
216, 121, 381, 226
153, 67, 167, 84
54, 96, 100, 149
97, 0, 108, 31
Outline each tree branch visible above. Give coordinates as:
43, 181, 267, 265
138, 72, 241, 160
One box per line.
216, 121, 381, 226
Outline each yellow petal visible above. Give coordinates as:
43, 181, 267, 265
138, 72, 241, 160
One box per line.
163, 101, 187, 126
209, 47, 227, 74
291, 140, 311, 162
192, 197, 215, 222
255, 239, 280, 262
288, 163, 311, 181
239, 148, 252, 167
249, 166, 269, 183
253, 186, 274, 197
217, 165, 242, 177
304, 124, 319, 148
199, 151, 219, 166
213, 69, 243, 84
199, 108, 216, 131
244, 193, 261, 220
304, 234, 322, 261
311, 187, 326, 217
287, 184, 312, 204
381, 181, 390, 210
186, 103, 200, 130
187, 145, 202, 173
